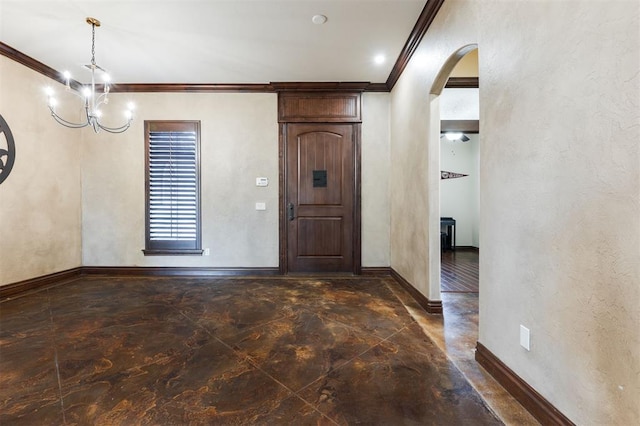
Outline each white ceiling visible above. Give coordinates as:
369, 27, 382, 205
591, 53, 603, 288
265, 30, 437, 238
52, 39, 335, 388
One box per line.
0, 0, 426, 85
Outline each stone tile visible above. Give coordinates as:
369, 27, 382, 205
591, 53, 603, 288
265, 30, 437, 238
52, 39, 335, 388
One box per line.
299, 339, 502, 425
437, 293, 539, 425
0, 276, 528, 425
307, 279, 413, 339
0, 291, 51, 334
171, 279, 300, 342
248, 395, 334, 425
54, 307, 211, 389
60, 336, 292, 425
231, 309, 383, 392
0, 292, 63, 424
0, 339, 62, 425
0, 394, 63, 426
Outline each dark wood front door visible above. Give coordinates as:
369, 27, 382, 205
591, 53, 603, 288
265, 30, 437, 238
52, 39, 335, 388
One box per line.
284, 123, 358, 273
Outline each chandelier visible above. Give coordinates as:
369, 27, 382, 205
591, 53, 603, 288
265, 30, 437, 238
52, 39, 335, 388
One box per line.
45, 17, 134, 134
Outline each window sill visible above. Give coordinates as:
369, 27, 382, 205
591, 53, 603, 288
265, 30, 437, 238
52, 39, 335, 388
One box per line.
142, 249, 204, 256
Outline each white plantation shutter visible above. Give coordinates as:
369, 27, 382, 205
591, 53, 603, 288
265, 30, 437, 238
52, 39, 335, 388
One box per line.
144, 121, 202, 254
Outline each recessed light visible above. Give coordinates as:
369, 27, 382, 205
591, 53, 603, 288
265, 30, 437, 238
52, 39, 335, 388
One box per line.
374, 54, 386, 65
312, 14, 327, 25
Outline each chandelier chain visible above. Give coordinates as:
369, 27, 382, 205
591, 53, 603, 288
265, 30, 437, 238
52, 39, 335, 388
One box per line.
91, 22, 96, 66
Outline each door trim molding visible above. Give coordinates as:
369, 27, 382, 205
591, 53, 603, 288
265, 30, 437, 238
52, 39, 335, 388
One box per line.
353, 123, 362, 274
278, 123, 288, 274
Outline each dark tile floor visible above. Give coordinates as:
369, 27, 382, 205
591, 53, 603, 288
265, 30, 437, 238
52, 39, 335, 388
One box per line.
403, 292, 538, 426
1, 275, 503, 425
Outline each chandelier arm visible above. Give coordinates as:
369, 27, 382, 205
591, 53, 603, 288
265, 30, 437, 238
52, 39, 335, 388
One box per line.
95, 92, 109, 108
96, 119, 133, 134
49, 107, 90, 129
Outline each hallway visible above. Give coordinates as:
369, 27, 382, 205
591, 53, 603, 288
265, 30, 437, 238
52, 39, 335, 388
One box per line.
423, 250, 539, 425
1, 275, 501, 425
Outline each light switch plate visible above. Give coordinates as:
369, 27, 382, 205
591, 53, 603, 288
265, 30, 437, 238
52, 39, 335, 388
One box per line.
255, 202, 266, 210
520, 325, 530, 351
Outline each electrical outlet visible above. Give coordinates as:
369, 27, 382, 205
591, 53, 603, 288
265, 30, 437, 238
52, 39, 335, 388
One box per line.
520, 325, 530, 351
204, 248, 210, 256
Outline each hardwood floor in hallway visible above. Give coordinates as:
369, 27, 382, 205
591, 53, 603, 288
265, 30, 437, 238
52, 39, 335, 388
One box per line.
441, 249, 479, 292
1, 275, 502, 425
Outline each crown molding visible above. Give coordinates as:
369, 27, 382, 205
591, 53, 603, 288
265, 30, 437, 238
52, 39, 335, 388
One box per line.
1, 41, 59, 82
441, 119, 479, 133
0, 41, 84, 91
445, 77, 479, 88
363, 83, 391, 92
385, 0, 446, 90
109, 83, 276, 93
1, 0, 449, 95
110, 82, 390, 93
1, 42, 390, 93
271, 81, 373, 92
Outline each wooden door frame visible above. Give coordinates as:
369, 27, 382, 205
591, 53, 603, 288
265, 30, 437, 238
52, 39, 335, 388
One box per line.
278, 121, 362, 275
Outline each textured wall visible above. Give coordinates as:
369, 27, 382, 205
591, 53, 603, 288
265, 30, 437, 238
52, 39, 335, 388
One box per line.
0, 77, 390, 277
390, 0, 639, 424
362, 93, 391, 267
0, 57, 82, 285
81, 91, 391, 268
390, 1, 480, 300
477, 2, 639, 424
81, 93, 279, 267
389, 66, 429, 296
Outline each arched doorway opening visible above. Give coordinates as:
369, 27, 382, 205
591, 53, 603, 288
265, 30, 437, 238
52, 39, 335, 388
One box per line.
423, 43, 484, 409
439, 51, 480, 296
427, 44, 479, 302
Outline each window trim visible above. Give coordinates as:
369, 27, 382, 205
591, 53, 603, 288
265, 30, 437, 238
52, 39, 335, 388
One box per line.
143, 120, 203, 256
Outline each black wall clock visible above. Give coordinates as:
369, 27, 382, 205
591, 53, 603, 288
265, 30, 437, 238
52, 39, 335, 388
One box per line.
0, 114, 16, 185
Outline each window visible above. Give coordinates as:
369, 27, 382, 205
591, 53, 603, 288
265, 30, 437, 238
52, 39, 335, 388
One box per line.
143, 120, 202, 255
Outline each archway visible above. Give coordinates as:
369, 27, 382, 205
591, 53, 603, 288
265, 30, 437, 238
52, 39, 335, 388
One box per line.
427, 44, 479, 302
